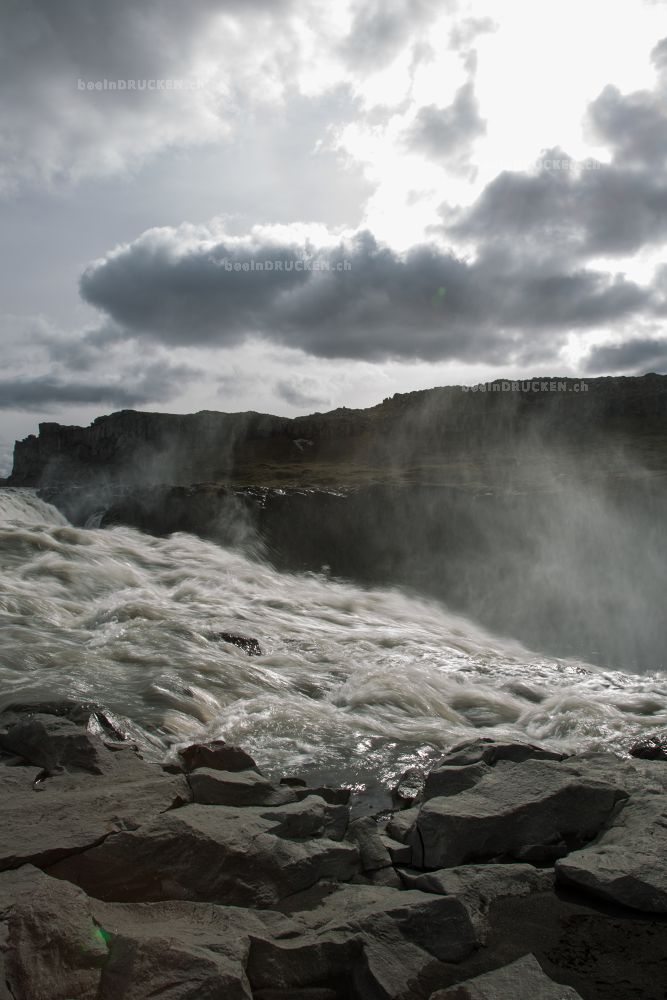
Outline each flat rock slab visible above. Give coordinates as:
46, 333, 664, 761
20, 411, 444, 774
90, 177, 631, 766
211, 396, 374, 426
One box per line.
411, 758, 626, 868
430, 953, 583, 999
48, 799, 359, 906
401, 864, 554, 941
556, 793, 667, 912
0, 755, 189, 870
189, 767, 298, 806
434, 738, 566, 769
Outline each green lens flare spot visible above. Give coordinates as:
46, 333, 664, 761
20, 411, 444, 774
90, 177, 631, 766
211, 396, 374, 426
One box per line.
432, 286, 446, 306
93, 926, 112, 947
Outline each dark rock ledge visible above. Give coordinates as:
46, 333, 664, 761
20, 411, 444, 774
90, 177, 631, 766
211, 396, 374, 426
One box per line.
1, 709, 666, 1000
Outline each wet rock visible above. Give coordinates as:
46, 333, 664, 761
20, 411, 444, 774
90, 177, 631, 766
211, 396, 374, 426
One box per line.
437, 737, 566, 769
48, 800, 359, 906
0, 712, 108, 775
295, 785, 351, 806
400, 863, 554, 942
177, 739, 259, 774
214, 632, 263, 656
189, 768, 298, 807
392, 767, 425, 806
411, 758, 626, 869
629, 732, 667, 761
0, 748, 189, 871
556, 793, 667, 912
430, 953, 583, 999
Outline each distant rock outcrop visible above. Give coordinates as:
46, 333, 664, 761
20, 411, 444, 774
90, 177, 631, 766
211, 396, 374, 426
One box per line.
8, 374, 667, 489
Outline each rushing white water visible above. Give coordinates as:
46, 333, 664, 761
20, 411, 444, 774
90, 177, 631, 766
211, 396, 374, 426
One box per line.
1, 488, 666, 797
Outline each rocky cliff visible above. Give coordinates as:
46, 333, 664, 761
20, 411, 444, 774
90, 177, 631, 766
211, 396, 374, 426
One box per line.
8, 374, 667, 489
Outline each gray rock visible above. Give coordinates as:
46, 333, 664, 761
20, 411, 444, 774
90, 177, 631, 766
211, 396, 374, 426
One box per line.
556, 793, 667, 912
0, 713, 107, 774
400, 863, 554, 942
189, 768, 298, 807
423, 762, 490, 802
0, 753, 189, 870
347, 817, 393, 873
385, 806, 420, 845
436, 738, 566, 769
295, 785, 351, 806
411, 758, 626, 868
1, 865, 108, 1000
392, 767, 425, 806
429, 953, 583, 999
260, 795, 350, 841
250, 884, 478, 998
48, 801, 359, 906
629, 732, 667, 761
178, 739, 259, 773
380, 834, 412, 866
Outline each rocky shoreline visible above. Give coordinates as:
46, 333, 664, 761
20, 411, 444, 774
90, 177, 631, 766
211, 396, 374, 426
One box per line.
2, 702, 666, 999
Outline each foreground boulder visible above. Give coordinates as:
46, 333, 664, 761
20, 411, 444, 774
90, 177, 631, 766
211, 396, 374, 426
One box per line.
400, 864, 554, 942
0, 738, 189, 870
429, 954, 583, 1000
249, 883, 479, 998
410, 756, 626, 868
556, 792, 667, 911
1, 866, 108, 1000
48, 797, 359, 906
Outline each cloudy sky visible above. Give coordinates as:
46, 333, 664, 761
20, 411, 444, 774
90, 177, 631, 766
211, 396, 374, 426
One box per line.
1, 0, 667, 470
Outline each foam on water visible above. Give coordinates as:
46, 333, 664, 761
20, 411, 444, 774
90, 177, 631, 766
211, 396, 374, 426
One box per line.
1, 488, 665, 790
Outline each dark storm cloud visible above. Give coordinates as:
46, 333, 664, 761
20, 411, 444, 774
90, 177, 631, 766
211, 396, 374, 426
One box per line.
586, 38, 667, 168
448, 148, 667, 258
406, 82, 486, 164
275, 378, 330, 409
0, 362, 199, 410
79, 226, 652, 365
585, 337, 667, 374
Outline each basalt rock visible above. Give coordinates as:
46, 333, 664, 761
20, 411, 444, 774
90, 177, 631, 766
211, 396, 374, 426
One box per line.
47, 798, 359, 906
177, 739, 260, 773
429, 954, 584, 1000
629, 732, 667, 761
556, 792, 667, 912
189, 767, 298, 807
214, 632, 263, 656
400, 864, 555, 943
410, 755, 627, 869
0, 709, 190, 871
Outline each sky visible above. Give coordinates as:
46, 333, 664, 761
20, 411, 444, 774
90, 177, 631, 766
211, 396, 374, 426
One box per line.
1, 0, 667, 471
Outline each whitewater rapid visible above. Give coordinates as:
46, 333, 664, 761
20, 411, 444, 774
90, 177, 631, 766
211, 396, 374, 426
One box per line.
1, 488, 666, 795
